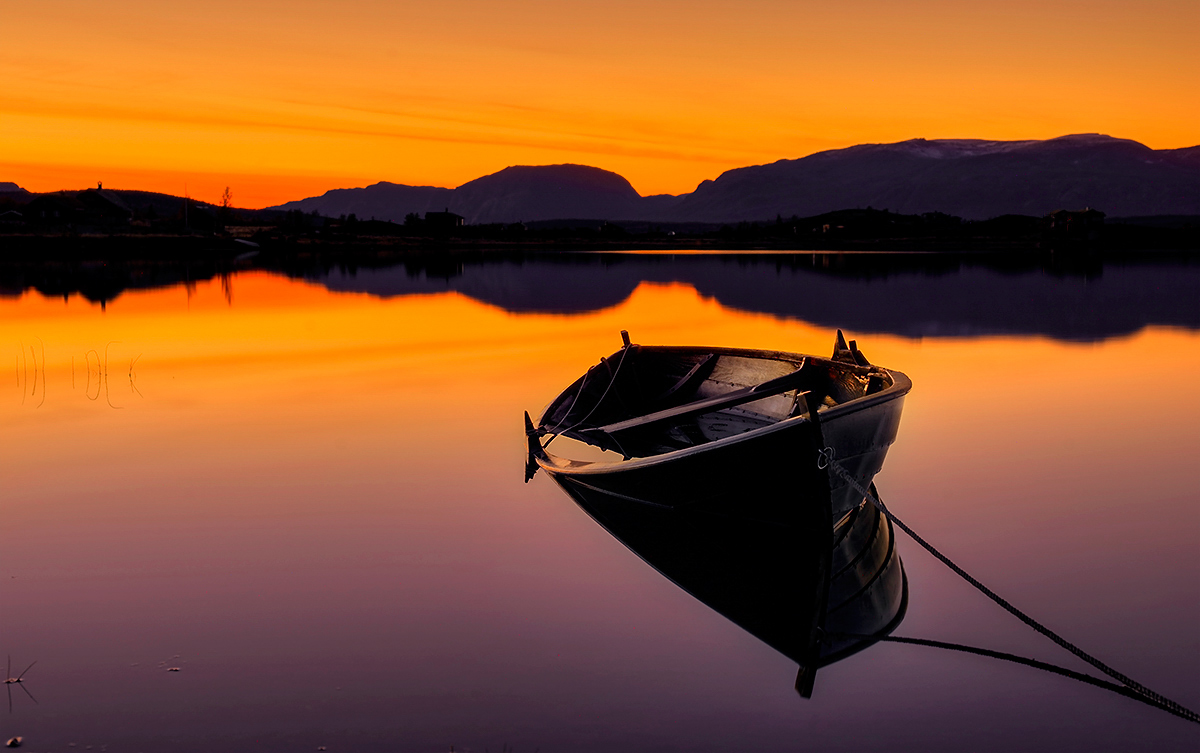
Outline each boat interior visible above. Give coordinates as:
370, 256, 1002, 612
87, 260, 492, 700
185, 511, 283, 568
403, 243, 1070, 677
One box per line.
537, 334, 896, 460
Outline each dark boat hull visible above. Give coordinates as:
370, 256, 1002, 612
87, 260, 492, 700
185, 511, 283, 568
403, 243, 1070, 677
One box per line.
534, 345, 909, 524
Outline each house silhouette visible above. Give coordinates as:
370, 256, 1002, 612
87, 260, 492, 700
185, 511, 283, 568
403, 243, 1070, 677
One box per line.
424, 208, 465, 229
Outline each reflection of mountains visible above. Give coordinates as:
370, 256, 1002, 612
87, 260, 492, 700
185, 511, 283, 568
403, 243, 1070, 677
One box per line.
308, 255, 1200, 341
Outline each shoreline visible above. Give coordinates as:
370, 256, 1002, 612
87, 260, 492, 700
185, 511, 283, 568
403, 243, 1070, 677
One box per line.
2, 226, 1198, 260
4, 240, 1199, 308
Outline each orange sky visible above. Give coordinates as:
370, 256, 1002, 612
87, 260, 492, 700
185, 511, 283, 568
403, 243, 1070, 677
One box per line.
3, 0, 1197, 207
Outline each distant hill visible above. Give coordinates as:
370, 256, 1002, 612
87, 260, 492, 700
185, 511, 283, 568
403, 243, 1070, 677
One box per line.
271, 164, 647, 224
667, 134, 1200, 221
5, 186, 221, 213
1163, 144, 1200, 163
3, 186, 283, 228
103, 188, 216, 215
448, 165, 643, 224
272, 134, 1200, 223
274, 182, 451, 222
0, 182, 29, 195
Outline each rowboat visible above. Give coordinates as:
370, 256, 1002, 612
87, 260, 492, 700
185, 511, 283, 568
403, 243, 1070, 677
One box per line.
524, 330, 912, 526
525, 331, 912, 694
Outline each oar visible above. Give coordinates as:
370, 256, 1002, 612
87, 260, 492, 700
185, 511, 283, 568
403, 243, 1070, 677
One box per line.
584, 368, 811, 437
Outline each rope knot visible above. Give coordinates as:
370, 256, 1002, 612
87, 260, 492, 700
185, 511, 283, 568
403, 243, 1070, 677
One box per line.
817, 446, 835, 470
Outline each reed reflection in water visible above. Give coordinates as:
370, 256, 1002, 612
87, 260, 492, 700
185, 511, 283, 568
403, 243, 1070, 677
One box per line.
0, 269, 1197, 752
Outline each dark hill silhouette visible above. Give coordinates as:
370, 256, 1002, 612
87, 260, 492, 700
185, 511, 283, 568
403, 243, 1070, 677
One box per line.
1164, 145, 1200, 169
271, 134, 1200, 223
101, 188, 219, 216
272, 165, 644, 224
2, 187, 287, 232
665, 134, 1200, 221
638, 192, 690, 216
6, 187, 234, 215
447, 164, 642, 224
275, 181, 450, 221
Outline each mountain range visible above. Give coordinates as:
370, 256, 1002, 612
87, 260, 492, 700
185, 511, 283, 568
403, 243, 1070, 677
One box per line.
271, 134, 1200, 224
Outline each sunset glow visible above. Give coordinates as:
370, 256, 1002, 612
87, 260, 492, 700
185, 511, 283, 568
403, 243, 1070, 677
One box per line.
3, 0, 1197, 206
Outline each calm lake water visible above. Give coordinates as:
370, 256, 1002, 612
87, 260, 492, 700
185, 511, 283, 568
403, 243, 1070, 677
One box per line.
2, 254, 1198, 751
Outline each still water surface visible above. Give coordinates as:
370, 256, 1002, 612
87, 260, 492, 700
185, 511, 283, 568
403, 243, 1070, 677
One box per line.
2, 256, 1198, 751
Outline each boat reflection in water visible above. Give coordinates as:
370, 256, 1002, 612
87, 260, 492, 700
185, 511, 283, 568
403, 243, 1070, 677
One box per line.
525, 331, 910, 696
551, 474, 907, 697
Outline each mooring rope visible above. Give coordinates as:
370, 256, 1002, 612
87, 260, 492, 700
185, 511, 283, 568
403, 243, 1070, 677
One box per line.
543, 344, 632, 448
818, 447, 1200, 725
830, 632, 1196, 723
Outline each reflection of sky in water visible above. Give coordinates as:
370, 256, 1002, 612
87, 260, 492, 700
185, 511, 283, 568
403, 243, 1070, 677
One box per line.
0, 272, 1197, 751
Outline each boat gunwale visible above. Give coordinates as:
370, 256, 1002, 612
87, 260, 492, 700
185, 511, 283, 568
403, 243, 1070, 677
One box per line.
535, 345, 912, 476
